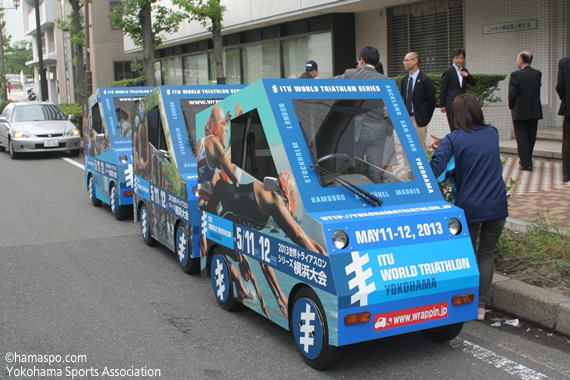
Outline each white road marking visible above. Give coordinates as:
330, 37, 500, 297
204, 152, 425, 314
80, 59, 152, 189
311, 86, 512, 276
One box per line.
449, 338, 550, 380
61, 156, 84, 170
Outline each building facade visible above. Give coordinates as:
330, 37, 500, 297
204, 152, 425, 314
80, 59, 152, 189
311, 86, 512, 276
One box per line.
23, 0, 136, 104
123, 0, 569, 139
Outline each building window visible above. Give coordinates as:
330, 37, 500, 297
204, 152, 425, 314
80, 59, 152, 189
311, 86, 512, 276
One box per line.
113, 61, 137, 81
282, 32, 332, 78
183, 53, 208, 85
162, 56, 183, 85
242, 40, 281, 84
387, 0, 464, 76
110, 1, 122, 30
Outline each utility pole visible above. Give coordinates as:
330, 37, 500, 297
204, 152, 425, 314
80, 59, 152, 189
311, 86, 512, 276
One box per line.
34, 0, 48, 101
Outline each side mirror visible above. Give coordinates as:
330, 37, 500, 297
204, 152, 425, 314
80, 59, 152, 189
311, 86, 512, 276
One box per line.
157, 149, 170, 160
263, 177, 283, 196
95, 133, 106, 142
68, 115, 76, 122
0, 116, 6, 122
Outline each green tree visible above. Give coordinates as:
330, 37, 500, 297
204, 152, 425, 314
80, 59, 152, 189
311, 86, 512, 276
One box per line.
108, 0, 185, 86
173, 0, 226, 84
4, 40, 33, 77
55, 0, 86, 106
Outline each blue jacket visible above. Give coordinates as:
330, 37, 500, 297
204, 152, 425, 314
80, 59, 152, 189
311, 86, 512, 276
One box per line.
429, 125, 508, 223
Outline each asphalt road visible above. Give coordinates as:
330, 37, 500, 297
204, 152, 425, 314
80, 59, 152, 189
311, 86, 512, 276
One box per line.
1, 151, 569, 380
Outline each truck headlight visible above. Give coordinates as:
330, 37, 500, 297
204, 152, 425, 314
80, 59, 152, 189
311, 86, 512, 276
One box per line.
332, 230, 349, 249
448, 218, 462, 235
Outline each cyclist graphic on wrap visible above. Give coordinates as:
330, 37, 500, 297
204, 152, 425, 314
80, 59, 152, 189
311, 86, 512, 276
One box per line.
204, 169, 327, 318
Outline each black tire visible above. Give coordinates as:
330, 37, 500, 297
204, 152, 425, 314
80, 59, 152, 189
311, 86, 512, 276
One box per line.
69, 149, 80, 157
175, 222, 200, 274
110, 183, 129, 220
9, 139, 20, 159
291, 287, 341, 370
139, 203, 157, 246
0, 145, 5, 152
421, 322, 464, 343
88, 175, 102, 207
210, 250, 239, 311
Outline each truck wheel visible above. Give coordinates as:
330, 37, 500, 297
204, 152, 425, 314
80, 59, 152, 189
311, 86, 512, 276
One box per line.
210, 251, 239, 311
139, 204, 156, 246
89, 175, 102, 207
110, 184, 129, 220
291, 287, 341, 370
175, 222, 199, 274
421, 322, 464, 343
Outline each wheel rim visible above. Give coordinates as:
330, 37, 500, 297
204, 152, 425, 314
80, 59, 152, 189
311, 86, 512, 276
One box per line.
292, 297, 325, 360
176, 224, 189, 267
110, 186, 117, 214
140, 205, 150, 241
211, 254, 231, 303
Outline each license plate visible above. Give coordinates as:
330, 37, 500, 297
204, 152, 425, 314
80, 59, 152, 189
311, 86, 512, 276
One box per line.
44, 139, 59, 147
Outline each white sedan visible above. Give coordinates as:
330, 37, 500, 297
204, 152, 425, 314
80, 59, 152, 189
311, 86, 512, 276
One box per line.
0, 102, 81, 159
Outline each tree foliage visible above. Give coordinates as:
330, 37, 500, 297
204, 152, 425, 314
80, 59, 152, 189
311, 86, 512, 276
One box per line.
108, 0, 185, 86
4, 40, 33, 76
173, 0, 226, 83
109, 0, 185, 48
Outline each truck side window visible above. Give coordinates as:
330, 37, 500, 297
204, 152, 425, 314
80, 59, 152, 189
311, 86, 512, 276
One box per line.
230, 109, 277, 181
91, 104, 103, 134
147, 106, 168, 153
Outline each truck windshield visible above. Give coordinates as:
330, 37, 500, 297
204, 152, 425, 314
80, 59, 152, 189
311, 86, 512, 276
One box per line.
292, 99, 414, 187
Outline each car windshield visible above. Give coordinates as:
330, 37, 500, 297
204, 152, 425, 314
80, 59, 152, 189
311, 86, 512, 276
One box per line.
292, 99, 415, 187
11, 105, 67, 122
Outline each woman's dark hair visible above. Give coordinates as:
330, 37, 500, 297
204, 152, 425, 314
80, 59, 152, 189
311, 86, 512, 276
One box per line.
450, 94, 488, 131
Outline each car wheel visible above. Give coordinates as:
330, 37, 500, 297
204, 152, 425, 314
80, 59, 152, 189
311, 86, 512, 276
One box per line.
139, 203, 157, 246
175, 222, 199, 274
69, 149, 80, 157
0, 144, 5, 152
420, 322, 464, 343
9, 139, 20, 159
291, 287, 341, 370
210, 251, 239, 311
110, 184, 129, 220
88, 175, 102, 207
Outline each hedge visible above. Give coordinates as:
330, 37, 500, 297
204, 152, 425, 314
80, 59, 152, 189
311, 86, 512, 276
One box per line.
111, 76, 147, 87
391, 73, 507, 107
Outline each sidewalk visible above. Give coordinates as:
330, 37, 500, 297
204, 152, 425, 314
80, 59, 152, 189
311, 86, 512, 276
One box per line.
489, 155, 570, 337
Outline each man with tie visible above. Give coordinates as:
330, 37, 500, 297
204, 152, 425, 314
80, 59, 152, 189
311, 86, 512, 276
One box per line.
400, 52, 436, 152
440, 48, 477, 131
509, 50, 543, 171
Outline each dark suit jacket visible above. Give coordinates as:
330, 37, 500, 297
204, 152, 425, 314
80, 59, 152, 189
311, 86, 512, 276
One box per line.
509, 66, 543, 120
556, 56, 570, 117
439, 65, 476, 110
334, 65, 386, 79
400, 71, 436, 127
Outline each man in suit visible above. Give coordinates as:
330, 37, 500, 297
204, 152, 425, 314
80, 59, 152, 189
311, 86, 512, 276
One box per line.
440, 48, 477, 131
333, 46, 394, 176
509, 50, 543, 171
556, 56, 570, 183
401, 52, 436, 152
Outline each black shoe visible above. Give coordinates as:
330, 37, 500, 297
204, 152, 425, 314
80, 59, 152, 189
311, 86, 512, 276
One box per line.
519, 166, 533, 172
563, 176, 570, 182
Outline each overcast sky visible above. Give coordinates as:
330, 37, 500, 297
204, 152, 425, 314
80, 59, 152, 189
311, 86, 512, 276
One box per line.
2, 1, 30, 43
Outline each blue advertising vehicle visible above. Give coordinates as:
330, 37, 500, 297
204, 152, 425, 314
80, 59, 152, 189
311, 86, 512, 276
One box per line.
84, 87, 154, 220
131, 85, 245, 274
196, 79, 480, 369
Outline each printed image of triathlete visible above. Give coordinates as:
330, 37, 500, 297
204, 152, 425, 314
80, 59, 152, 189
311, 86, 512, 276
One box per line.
204, 170, 325, 318
196, 104, 241, 205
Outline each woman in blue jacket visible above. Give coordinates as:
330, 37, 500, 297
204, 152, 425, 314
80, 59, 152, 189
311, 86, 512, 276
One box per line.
430, 94, 508, 321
